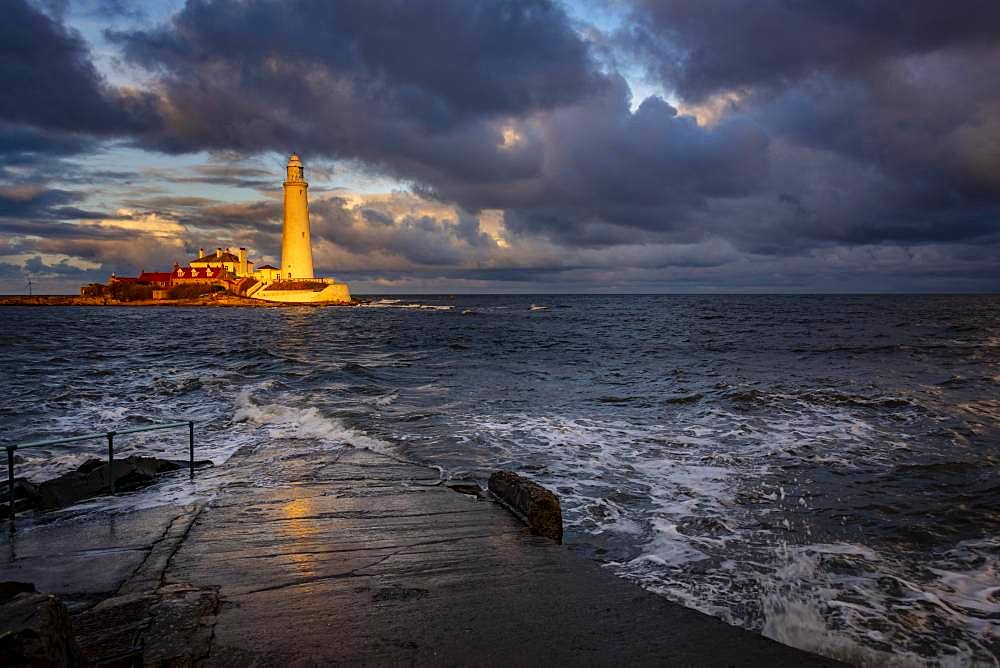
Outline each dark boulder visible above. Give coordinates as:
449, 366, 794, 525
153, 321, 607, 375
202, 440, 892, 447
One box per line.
0, 588, 80, 667
488, 471, 563, 543
0, 456, 213, 517
0, 480, 37, 519
0, 582, 36, 602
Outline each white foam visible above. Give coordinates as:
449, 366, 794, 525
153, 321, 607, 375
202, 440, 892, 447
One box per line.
758, 541, 1000, 666
367, 392, 399, 407
762, 596, 922, 668
453, 408, 1000, 665
361, 300, 453, 310
631, 520, 709, 566
232, 387, 398, 457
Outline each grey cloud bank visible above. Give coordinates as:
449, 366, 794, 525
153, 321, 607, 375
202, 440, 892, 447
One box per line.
0, 0, 997, 292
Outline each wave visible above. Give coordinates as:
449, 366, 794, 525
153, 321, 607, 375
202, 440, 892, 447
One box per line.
721, 385, 917, 411
361, 300, 453, 310
452, 408, 1000, 664
760, 540, 1000, 666
232, 387, 397, 457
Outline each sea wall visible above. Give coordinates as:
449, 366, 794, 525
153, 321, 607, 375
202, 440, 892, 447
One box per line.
488, 470, 564, 543
253, 282, 351, 303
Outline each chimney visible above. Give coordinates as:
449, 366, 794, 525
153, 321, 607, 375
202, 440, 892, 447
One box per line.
216, 247, 222, 259
198, 248, 205, 258
238, 247, 248, 276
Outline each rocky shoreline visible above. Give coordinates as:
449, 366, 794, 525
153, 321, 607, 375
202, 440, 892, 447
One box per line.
0, 443, 839, 666
0, 294, 366, 307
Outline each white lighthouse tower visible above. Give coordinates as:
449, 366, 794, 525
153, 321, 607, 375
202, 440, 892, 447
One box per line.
252, 153, 351, 303
280, 153, 314, 279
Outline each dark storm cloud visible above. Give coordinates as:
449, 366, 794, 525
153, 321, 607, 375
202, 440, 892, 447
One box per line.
187, 200, 282, 232
0, 187, 82, 219
24, 255, 93, 276
625, 0, 1000, 102
116, 0, 965, 259
152, 164, 276, 190
78, 0, 146, 20
0, 219, 101, 239
310, 197, 497, 267
108, 0, 770, 251
113, 0, 598, 122
2, 0, 158, 135
618, 0, 1000, 254
0, 124, 93, 165
426, 78, 769, 246
96, 0, 782, 255
107, 0, 603, 167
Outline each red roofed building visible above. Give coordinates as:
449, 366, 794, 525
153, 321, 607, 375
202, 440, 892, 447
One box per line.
171, 263, 235, 290
109, 271, 172, 287
108, 273, 139, 284
136, 271, 172, 288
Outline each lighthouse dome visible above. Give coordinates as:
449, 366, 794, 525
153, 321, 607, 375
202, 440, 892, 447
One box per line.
285, 153, 305, 184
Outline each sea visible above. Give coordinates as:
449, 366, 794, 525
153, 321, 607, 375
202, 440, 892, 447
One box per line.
1, 295, 998, 665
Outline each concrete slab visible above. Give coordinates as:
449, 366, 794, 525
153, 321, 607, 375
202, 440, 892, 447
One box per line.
0, 505, 187, 600
0, 443, 841, 665
170, 446, 837, 666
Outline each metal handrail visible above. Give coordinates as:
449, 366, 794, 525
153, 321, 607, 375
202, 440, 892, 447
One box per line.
5, 420, 196, 525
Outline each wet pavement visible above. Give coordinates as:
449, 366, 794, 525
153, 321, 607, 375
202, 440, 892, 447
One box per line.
1, 443, 839, 665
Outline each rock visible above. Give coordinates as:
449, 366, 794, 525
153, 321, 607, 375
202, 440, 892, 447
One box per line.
0, 480, 40, 519
141, 585, 220, 666
72, 592, 153, 664
488, 470, 563, 543
0, 582, 36, 602
0, 456, 214, 516
0, 591, 80, 667
445, 482, 483, 497
71, 586, 220, 665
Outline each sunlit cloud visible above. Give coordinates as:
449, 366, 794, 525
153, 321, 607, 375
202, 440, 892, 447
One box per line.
677, 91, 747, 127
500, 127, 523, 149
79, 209, 187, 239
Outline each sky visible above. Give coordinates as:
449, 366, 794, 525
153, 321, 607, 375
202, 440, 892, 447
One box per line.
1, 0, 999, 294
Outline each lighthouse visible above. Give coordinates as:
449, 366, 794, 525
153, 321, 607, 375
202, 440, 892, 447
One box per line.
251, 153, 351, 303
280, 153, 314, 279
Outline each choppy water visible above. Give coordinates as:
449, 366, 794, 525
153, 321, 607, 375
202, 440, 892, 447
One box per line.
1, 295, 998, 665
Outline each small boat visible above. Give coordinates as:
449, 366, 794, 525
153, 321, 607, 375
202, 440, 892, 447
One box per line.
529, 304, 548, 311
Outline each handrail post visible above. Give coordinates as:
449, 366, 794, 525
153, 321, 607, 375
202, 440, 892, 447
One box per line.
6, 446, 15, 528
13, 421, 197, 501
107, 432, 115, 495
188, 421, 195, 479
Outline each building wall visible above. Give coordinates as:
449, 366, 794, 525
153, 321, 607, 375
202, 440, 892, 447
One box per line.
191, 259, 239, 274
254, 267, 281, 283
190, 256, 256, 277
